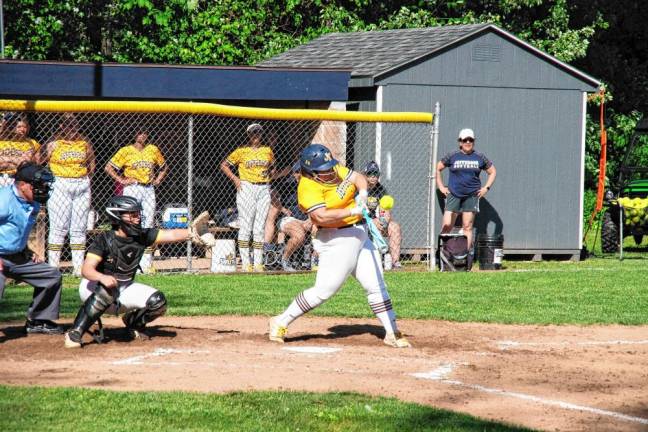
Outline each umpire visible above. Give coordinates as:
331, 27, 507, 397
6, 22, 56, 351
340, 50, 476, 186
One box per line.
0, 162, 64, 334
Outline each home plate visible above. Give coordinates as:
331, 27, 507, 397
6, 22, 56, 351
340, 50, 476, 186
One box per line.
282, 347, 342, 354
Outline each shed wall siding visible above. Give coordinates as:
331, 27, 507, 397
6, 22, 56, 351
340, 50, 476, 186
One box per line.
379, 84, 584, 253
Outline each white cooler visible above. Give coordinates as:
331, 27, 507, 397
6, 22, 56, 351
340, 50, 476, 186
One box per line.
210, 239, 237, 273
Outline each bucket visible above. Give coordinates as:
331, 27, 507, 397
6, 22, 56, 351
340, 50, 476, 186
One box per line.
477, 234, 504, 270
210, 239, 237, 273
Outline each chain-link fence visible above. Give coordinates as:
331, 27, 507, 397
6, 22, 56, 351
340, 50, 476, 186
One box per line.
0, 100, 436, 274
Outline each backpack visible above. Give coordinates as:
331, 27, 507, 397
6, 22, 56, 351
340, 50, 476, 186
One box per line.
439, 235, 473, 272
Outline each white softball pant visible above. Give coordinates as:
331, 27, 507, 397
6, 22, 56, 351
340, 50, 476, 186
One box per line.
79, 278, 158, 314
236, 181, 271, 243
278, 223, 398, 333
48, 176, 91, 248
123, 184, 156, 228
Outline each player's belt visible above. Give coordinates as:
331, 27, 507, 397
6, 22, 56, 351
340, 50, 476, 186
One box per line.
0, 172, 15, 177
134, 182, 152, 186
336, 220, 366, 230
245, 180, 270, 185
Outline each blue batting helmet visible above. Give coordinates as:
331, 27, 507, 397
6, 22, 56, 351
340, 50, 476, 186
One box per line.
299, 144, 338, 175
363, 160, 380, 176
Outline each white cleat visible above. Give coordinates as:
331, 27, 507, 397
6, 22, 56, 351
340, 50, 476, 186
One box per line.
64, 331, 82, 349
268, 316, 287, 343
384, 331, 412, 348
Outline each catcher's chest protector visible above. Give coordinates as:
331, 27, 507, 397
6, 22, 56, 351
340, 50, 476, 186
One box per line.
101, 232, 147, 282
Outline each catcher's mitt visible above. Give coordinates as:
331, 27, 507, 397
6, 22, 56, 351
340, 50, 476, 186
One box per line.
189, 211, 217, 247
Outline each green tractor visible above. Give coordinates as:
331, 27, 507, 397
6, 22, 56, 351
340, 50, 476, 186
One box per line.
601, 118, 648, 253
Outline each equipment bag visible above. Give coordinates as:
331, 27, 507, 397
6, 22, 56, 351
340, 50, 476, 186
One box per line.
439, 235, 472, 272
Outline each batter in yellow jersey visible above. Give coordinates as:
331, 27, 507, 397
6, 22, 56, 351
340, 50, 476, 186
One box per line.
108, 144, 166, 185
298, 165, 362, 228
269, 144, 411, 348
0, 139, 41, 175
48, 140, 92, 178
225, 146, 274, 183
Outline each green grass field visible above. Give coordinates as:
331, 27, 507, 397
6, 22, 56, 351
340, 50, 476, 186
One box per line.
0, 387, 533, 432
1, 252, 646, 431
2, 254, 647, 325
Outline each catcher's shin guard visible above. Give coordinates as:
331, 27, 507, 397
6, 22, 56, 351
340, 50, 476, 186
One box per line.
122, 291, 167, 332
67, 284, 114, 346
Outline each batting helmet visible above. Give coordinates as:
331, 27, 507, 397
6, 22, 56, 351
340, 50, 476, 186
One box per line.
300, 144, 338, 175
363, 161, 380, 176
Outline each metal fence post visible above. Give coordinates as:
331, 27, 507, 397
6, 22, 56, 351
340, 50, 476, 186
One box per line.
428, 102, 440, 271
187, 114, 194, 271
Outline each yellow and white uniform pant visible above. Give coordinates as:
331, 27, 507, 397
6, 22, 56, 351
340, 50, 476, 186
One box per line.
276, 224, 399, 334
47, 176, 90, 275
123, 183, 157, 272
236, 181, 271, 269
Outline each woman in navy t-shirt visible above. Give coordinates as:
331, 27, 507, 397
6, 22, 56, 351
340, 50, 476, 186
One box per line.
436, 128, 497, 254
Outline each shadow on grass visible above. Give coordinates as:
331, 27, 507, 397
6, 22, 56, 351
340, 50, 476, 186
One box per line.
287, 323, 384, 343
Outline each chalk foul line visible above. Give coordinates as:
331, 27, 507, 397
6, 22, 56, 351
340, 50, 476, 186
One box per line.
497, 339, 648, 350
411, 364, 648, 425
112, 348, 209, 365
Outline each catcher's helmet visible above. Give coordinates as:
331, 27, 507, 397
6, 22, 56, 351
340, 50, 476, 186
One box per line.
299, 144, 338, 175
363, 160, 380, 176
106, 195, 142, 224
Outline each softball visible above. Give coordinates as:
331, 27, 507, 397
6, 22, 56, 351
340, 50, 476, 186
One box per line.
379, 195, 394, 210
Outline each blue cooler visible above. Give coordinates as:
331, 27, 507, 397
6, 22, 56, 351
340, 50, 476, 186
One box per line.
162, 205, 189, 228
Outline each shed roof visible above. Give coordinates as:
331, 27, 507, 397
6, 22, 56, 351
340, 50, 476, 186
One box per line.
258, 24, 599, 88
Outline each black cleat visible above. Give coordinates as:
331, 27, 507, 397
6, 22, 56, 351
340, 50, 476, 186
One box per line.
25, 319, 65, 335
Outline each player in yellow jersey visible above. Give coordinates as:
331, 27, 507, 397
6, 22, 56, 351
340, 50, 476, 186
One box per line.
269, 144, 411, 348
105, 130, 168, 273
43, 113, 96, 277
220, 123, 274, 272
0, 114, 41, 187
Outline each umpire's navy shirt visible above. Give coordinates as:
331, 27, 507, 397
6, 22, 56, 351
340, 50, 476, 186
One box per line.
0, 185, 40, 254
441, 150, 492, 198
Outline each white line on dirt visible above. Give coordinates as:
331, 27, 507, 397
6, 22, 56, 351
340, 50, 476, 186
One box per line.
112, 348, 209, 365
411, 365, 648, 425
282, 347, 342, 354
497, 339, 648, 350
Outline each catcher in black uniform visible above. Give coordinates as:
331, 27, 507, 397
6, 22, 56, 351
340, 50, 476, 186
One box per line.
64, 195, 214, 348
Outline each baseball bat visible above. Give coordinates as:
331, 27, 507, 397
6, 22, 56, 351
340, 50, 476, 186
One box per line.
362, 208, 389, 254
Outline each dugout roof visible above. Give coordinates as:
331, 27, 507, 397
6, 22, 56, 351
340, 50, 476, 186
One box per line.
0, 60, 350, 102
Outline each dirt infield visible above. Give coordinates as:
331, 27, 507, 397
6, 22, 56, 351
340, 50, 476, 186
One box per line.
1, 316, 647, 432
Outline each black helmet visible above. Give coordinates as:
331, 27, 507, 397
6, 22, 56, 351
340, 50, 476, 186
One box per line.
106, 195, 143, 236
15, 162, 54, 204
363, 160, 380, 176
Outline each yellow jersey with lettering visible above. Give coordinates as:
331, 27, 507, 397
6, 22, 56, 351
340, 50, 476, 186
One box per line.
0, 139, 41, 174
109, 144, 166, 185
298, 165, 361, 228
49, 140, 90, 178
226, 146, 274, 183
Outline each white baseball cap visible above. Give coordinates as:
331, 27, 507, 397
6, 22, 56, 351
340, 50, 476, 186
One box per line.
246, 123, 263, 134
458, 128, 475, 140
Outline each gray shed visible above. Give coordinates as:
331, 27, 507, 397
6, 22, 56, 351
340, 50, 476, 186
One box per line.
260, 24, 600, 259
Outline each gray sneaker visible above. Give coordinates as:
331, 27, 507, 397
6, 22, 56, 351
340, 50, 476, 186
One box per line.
25, 319, 64, 335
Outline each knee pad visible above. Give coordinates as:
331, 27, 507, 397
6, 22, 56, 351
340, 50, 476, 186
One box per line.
145, 291, 167, 322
